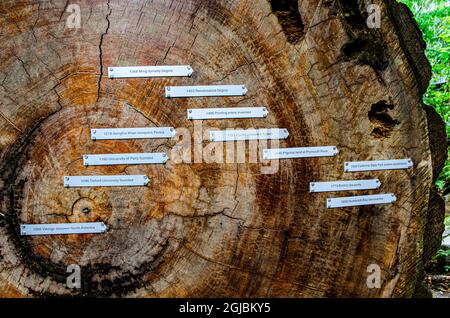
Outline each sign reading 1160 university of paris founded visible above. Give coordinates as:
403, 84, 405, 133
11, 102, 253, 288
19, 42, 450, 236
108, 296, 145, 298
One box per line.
83, 153, 168, 166
108, 65, 193, 78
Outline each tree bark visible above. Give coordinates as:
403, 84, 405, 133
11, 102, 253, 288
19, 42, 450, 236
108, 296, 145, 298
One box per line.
0, 0, 446, 297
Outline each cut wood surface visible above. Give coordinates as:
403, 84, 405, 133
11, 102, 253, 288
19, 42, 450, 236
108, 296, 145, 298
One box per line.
0, 0, 446, 297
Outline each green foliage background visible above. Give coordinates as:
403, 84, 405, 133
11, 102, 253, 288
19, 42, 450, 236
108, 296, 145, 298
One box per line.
399, 0, 450, 192
400, 1, 450, 268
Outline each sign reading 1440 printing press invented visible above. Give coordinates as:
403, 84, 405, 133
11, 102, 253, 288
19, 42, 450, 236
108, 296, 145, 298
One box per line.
310, 179, 380, 193
64, 175, 149, 187
327, 193, 396, 209
345, 159, 413, 172
165, 85, 248, 98
108, 65, 193, 78
91, 127, 176, 140
209, 128, 289, 142
83, 153, 168, 166
188, 107, 268, 120
263, 146, 338, 160
20, 222, 107, 236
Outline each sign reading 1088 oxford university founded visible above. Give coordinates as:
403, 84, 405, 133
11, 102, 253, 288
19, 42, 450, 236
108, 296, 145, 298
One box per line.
64, 175, 149, 187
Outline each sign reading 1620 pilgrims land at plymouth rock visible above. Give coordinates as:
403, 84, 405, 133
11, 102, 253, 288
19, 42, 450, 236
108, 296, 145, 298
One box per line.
263, 146, 338, 160
83, 153, 168, 166
108, 65, 193, 78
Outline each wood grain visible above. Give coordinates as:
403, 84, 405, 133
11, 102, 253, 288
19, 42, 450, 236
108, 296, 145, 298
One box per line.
0, 0, 446, 297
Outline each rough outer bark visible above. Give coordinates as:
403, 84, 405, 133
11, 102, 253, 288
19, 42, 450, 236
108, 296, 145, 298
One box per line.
0, 0, 446, 297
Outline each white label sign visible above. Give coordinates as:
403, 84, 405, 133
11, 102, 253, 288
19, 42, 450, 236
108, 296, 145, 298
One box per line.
345, 159, 413, 172
210, 128, 289, 142
108, 65, 192, 78
310, 179, 380, 193
327, 193, 396, 209
188, 107, 268, 120
165, 85, 247, 98
21, 222, 107, 236
91, 127, 175, 140
64, 175, 149, 187
263, 146, 338, 160
83, 153, 168, 166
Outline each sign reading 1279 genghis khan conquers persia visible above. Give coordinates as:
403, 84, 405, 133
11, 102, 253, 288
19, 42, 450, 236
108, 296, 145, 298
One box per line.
326, 193, 397, 209
108, 65, 193, 78
20, 222, 107, 236
263, 146, 338, 160
165, 85, 248, 98
188, 107, 268, 120
209, 128, 289, 142
310, 179, 381, 193
83, 153, 168, 166
344, 159, 413, 172
64, 175, 149, 187
91, 127, 176, 140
